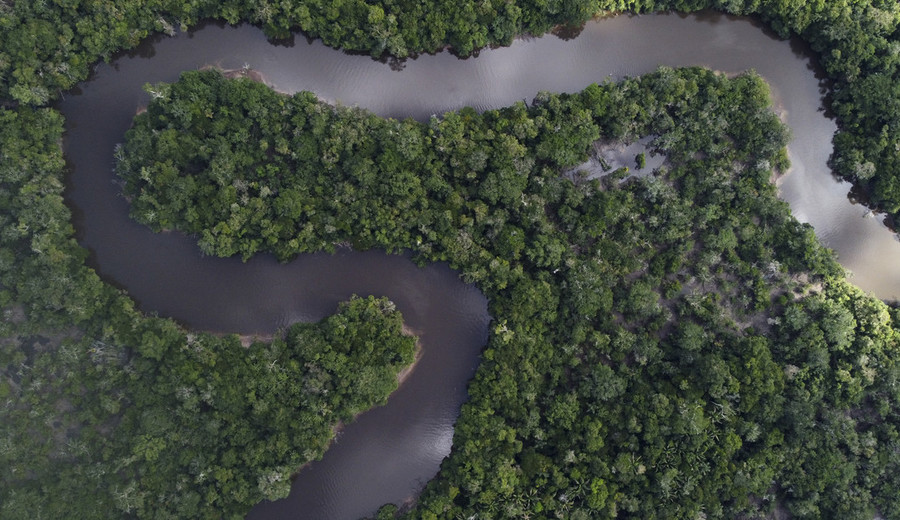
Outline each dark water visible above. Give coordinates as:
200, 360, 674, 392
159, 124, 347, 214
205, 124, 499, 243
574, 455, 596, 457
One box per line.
57, 10, 900, 520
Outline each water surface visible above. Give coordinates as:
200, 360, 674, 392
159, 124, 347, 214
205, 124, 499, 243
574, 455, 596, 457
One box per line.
58, 10, 900, 520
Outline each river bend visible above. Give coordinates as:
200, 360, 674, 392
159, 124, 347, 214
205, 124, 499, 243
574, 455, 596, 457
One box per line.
58, 10, 900, 520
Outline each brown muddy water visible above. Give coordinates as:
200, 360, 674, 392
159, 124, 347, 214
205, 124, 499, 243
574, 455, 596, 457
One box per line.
57, 10, 900, 520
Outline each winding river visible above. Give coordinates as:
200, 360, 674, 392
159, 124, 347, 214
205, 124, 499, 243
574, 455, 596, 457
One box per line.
58, 10, 900, 520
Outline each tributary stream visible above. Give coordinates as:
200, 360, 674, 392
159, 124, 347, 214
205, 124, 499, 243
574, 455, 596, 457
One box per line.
58, 10, 900, 520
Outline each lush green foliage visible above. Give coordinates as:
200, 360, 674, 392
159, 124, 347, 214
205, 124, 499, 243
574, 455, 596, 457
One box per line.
119, 69, 900, 518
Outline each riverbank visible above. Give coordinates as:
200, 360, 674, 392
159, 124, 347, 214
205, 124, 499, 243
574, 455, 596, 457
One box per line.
397, 324, 422, 385
201, 64, 293, 96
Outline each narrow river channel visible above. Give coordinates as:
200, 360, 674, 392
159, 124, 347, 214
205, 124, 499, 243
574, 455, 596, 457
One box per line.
58, 10, 900, 520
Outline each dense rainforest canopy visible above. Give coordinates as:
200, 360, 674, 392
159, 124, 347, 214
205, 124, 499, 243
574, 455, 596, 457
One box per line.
2, 1, 900, 519
115, 67, 900, 519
